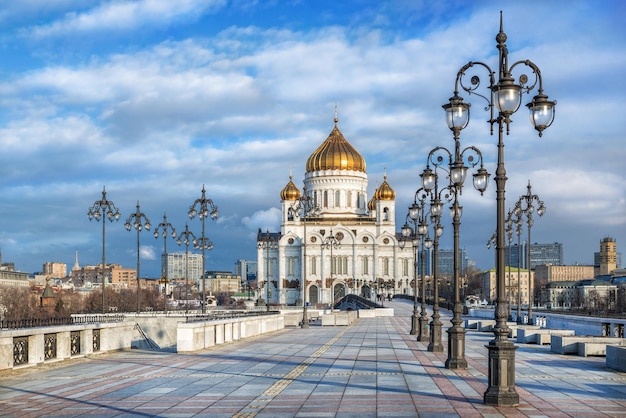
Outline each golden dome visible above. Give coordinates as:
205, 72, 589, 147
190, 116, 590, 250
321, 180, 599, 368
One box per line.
280, 175, 301, 201
374, 175, 396, 200
305, 118, 366, 173
367, 196, 376, 211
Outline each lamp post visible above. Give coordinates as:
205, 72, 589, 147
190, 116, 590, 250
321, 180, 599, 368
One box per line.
421, 142, 489, 369
87, 187, 121, 314
321, 229, 341, 302
417, 170, 445, 353
258, 229, 279, 311
124, 201, 151, 314
153, 212, 176, 314
513, 181, 546, 324
188, 185, 219, 313
288, 186, 321, 328
505, 210, 515, 319
402, 189, 429, 338
514, 215, 523, 324
400, 217, 418, 335
444, 12, 555, 405
176, 223, 197, 314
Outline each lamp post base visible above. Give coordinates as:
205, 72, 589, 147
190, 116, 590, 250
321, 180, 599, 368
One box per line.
301, 305, 309, 329
410, 308, 419, 335
484, 339, 519, 406
427, 314, 443, 352
445, 326, 467, 369
417, 314, 430, 342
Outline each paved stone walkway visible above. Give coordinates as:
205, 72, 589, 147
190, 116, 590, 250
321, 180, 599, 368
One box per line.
1, 300, 625, 417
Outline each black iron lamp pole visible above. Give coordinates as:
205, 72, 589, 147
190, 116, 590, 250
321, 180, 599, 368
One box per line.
289, 186, 321, 328
125, 201, 151, 314
87, 187, 121, 314
421, 143, 489, 368
401, 215, 419, 336
513, 181, 546, 324
514, 216, 523, 324
176, 223, 197, 314
257, 229, 279, 312
418, 168, 446, 353
153, 212, 176, 314
321, 229, 341, 303
444, 11, 555, 405
188, 185, 219, 314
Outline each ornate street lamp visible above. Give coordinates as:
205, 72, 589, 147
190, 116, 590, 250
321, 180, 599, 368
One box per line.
444, 12, 555, 405
321, 229, 341, 302
153, 212, 176, 313
288, 186, 321, 328
401, 189, 429, 338
419, 168, 445, 353
87, 187, 121, 314
513, 181, 546, 324
505, 210, 515, 319
188, 185, 218, 313
258, 229, 279, 311
422, 144, 489, 368
176, 223, 197, 314
125, 201, 151, 314
513, 213, 523, 324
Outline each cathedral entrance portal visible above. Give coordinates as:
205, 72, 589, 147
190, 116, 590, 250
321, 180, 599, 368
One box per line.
333, 283, 346, 302
308, 285, 319, 305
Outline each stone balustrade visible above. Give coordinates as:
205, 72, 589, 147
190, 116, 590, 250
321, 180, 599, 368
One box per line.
0, 322, 134, 371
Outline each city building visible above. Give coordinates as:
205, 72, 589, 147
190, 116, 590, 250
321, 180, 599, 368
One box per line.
534, 264, 595, 283
480, 267, 531, 306
165, 252, 203, 283
0, 250, 30, 287
69, 264, 136, 288
42, 262, 67, 279
234, 259, 257, 283
505, 242, 563, 269
436, 248, 468, 277
257, 116, 413, 306
594, 237, 621, 276
206, 271, 242, 294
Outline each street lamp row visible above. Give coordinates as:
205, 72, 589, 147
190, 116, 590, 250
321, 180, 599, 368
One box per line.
441, 11, 555, 406
87, 185, 218, 314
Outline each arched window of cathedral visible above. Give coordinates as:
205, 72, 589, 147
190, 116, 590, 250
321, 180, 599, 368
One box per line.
287, 257, 296, 276
383, 207, 389, 221
334, 190, 340, 207
362, 256, 369, 275
383, 257, 389, 276
324, 191, 328, 208
311, 256, 317, 275
347, 191, 352, 208
342, 257, 348, 274
403, 258, 409, 276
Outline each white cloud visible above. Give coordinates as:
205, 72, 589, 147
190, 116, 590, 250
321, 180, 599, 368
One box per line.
24, 0, 226, 38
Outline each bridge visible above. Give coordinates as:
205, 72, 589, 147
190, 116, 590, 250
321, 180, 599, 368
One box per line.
0, 299, 624, 417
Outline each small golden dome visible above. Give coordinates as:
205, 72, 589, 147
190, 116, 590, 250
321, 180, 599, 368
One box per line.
368, 196, 376, 211
306, 117, 366, 173
374, 175, 395, 200
280, 176, 301, 201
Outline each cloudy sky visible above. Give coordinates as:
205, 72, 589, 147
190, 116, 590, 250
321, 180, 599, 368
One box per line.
0, 0, 624, 278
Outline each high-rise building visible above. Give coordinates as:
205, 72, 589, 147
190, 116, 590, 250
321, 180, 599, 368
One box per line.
436, 248, 468, 276
234, 259, 257, 283
166, 252, 203, 282
505, 242, 563, 269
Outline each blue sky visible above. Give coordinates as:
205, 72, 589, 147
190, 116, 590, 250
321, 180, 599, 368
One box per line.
0, 0, 624, 277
